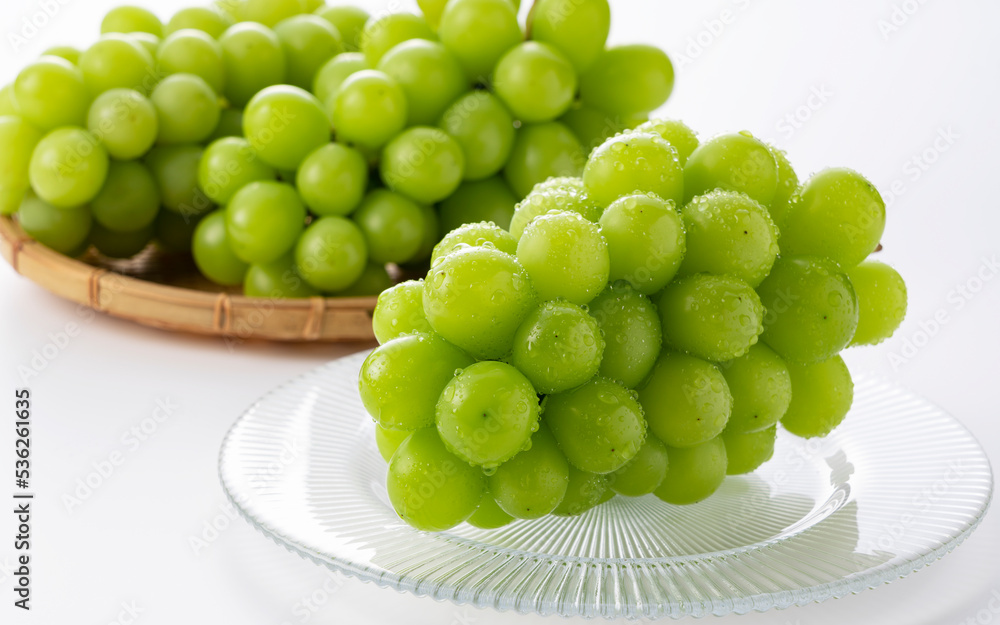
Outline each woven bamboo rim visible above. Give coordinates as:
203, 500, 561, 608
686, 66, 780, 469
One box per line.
0, 216, 378, 343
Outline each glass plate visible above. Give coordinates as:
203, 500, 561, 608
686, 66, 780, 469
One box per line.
218, 351, 993, 620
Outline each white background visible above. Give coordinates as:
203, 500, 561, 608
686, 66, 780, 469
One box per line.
1, 0, 999, 623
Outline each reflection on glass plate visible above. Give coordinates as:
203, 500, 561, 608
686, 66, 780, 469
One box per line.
219, 351, 993, 619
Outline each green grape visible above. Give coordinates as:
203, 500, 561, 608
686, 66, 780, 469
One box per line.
295, 216, 368, 291
360, 332, 474, 430
638, 351, 731, 448
380, 127, 465, 204
210, 108, 244, 140
504, 121, 584, 198
436, 361, 540, 467
101, 6, 163, 36
654, 437, 727, 505
599, 193, 685, 295
360, 12, 435, 66
633, 119, 699, 165
18, 194, 92, 254
313, 53, 368, 111
296, 143, 367, 217
466, 489, 514, 529
0, 116, 43, 212
373, 280, 432, 343
244, 85, 329, 170
658, 274, 764, 362
375, 425, 412, 463
439, 0, 522, 82
408, 204, 439, 263
332, 70, 407, 150
584, 132, 684, 208
781, 355, 854, 438
29, 128, 109, 209
0, 189, 25, 218
493, 42, 577, 123
80, 34, 156, 96
598, 487, 615, 505
314, 6, 369, 51
273, 15, 343, 90
89, 221, 153, 258
720, 344, 792, 434
91, 161, 159, 233
243, 253, 319, 298
431, 221, 517, 267
609, 436, 668, 496
337, 262, 394, 296
225, 181, 305, 263
157, 29, 225, 94
553, 467, 607, 516
439, 177, 517, 232
767, 145, 798, 230
545, 377, 646, 474
757, 255, 859, 364
303, 0, 324, 12
848, 261, 908, 346
517, 211, 609, 305
387, 428, 485, 531
530, 0, 609, 73
0, 84, 18, 116
243, 0, 306, 27
678, 190, 779, 287
508, 182, 601, 240
127, 32, 161, 57
42, 46, 82, 65
154, 209, 199, 252
579, 45, 674, 115
377, 40, 467, 126
13, 57, 89, 130
683, 132, 778, 207
166, 7, 234, 38
198, 137, 276, 206
145, 144, 213, 217
219, 23, 287, 108
559, 104, 636, 153
588, 282, 661, 389
151, 74, 220, 145
214, 0, 244, 23
723, 425, 776, 475
490, 425, 569, 519
511, 301, 604, 394
86, 89, 157, 160
423, 246, 537, 359
353, 189, 426, 264
780, 168, 886, 268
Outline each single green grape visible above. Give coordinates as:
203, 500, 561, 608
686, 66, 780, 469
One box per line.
198, 137, 276, 206
243, 253, 319, 298
493, 42, 577, 123
219, 22, 287, 107
767, 144, 798, 230
225, 181, 305, 264
684, 132, 778, 207
639, 351, 732, 448
489, 425, 569, 519
609, 436, 668, 496
599, 193, 685, 295
579, 45, 674, 115
244, 85, 329, 170
91, 160, 160, 233
154, 208, 200, 253
157, 29, 225, 94
353, 189, 426, 264
678, 189, 779, 287
373, 280, 433, 344
658, 274, 764, 362
438, 93, 516, 181
511, 300, 604, 394
166, 7, 234, 38
375, 425, 412, 463
847, 261, 907, 346
781, 168, 886, 268
589, 282, 662, 389
14, 57, 89, 129
719, 343, 792, 434
633, 119, 700, 165
80, 34, 156, 96
273, 15, 343, 89
509, 184, 602, 240
545, 377, 646, 474
87, 88, 157, 160
193, 210, 249, 285
29, 128, 109, 209
359, 332, 474, 431
242, 0, 306, 27
431, 221, 517, 266
387, 428, 485, 532
466, 488, 514, 529
439, 177, 517, 232
0, 116, 43, 211
296, 143, 367, 217
336, 262, 394, 296
151, 73, 220, 145
89, 221, 154, 258
757, 255, 859, 364
723, 426, 776, 475
295, 216, 368, 291
145, 144, 214, 218
380, 127, 465, 204
359, 12, 434, 66
439, 0, 522, 81
100, 6, 163, 36
584, 132, 684, 209
553, 467, 607, 516
423, 246, 537, 359
559, 103, 639, 154
0, 189, 25, 218
654, 437, 727, 505
377, 40, 467, 126
210, 108, 244, 141
530, 0, 610, 73
504, 121, 584, 198
332, 70, 407, 150
407, 204, 440, 264
18, 193, 92, 255
781, 355, 854, 438
516, 211, 609, 305
42, 46, 83, 65
314, 6, 369, 51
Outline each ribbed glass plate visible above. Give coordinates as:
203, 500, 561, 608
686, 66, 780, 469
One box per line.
218, 351, 993, 620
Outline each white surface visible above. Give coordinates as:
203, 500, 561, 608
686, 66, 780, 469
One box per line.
1, 1, 998, 623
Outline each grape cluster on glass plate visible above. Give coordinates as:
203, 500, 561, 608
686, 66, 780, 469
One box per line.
360, 121, 908, 532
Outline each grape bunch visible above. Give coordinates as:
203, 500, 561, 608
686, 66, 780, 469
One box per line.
1, 0, 674, 299
359, 120, 908, 532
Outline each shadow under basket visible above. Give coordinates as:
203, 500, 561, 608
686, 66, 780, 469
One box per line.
0, 216, 378, 342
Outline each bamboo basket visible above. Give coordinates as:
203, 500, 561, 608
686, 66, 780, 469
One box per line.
0, 216, 378, 342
